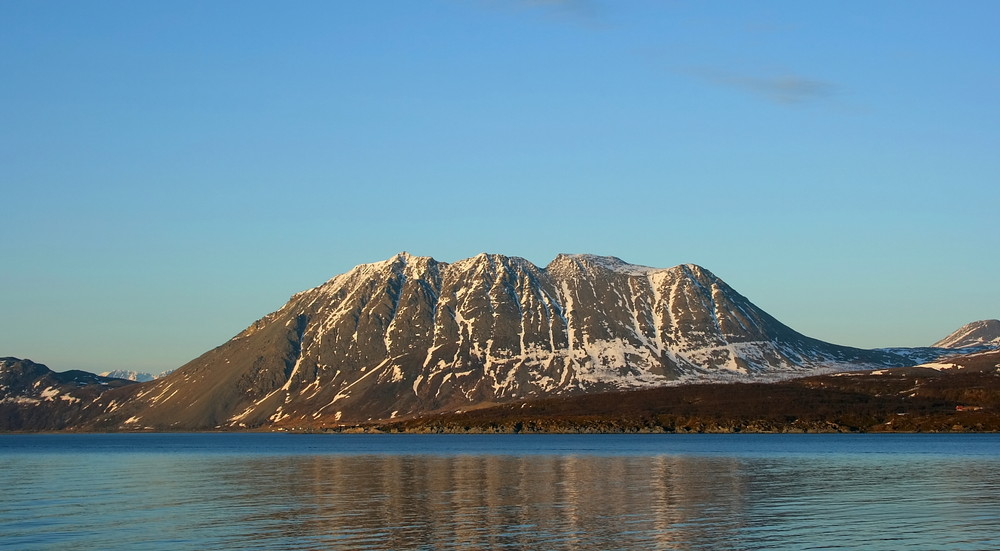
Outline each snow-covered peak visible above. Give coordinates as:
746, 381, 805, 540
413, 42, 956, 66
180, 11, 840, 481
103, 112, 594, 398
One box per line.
548, 253, 644, 274
448, 252, 537, 273
547, 254, 711, 278
932, 319, 1000, 348
306, 253, 436, 294
392, 251, 434, 265
98, 369, 173, 382
312, 253, 716, 291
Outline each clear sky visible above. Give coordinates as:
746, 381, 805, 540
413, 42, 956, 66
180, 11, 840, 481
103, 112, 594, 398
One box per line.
2, 1, 998, 374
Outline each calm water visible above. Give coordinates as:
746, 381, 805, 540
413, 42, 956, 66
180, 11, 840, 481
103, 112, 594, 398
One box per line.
1, 434, 999, 550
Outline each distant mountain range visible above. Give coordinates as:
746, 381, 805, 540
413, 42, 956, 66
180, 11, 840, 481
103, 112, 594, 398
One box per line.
2, 253, 997, 432
98, 370, 173, 382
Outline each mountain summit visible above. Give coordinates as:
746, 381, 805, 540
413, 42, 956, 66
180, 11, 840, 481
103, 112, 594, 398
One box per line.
932, 320, 1000, 348
88, 253, 919, 430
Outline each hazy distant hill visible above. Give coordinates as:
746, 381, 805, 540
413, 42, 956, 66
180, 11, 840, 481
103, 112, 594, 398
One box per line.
98, 370, 173, 382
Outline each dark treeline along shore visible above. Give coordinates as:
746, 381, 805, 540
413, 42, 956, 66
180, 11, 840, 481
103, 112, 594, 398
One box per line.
324, 355, 1000, 434
3, 351, 1000, 434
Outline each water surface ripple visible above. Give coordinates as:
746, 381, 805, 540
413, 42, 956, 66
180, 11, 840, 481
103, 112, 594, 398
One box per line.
1, 433, 998, 550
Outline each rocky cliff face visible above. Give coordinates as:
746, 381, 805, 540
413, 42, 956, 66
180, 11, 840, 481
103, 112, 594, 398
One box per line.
85, 253, 922, 431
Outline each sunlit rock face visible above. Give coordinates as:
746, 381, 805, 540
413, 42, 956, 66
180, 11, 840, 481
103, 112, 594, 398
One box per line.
92, 253, 916, 430
932, 319, 1000, 349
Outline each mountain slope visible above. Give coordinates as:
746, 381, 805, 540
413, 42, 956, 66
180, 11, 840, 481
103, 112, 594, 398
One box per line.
0, 357, 135, 430
933, 320, 1000, 348
84, 253, 931, 431
354, 363, 1000, 434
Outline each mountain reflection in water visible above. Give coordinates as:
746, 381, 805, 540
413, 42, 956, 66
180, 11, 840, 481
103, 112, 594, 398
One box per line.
196, 453, 995, 551
209, 455, 748, 550
2, 435, 1000, 551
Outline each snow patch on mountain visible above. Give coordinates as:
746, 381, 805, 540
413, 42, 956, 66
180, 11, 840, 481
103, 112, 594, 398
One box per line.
97, 253, 973, 430
99, 370, 173, 382
932, 320, 1000, 349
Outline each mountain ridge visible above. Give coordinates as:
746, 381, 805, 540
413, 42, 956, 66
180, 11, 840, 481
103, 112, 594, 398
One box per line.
79, 252, 951, 430
3, 253, 993, 432
0, 357, 135, 430
933, 319, 1000, 348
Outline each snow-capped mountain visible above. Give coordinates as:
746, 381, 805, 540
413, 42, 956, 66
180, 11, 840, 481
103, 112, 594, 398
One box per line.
89, 252, 929, 430
98, 370, 173, 382
932, 320, 1000, 348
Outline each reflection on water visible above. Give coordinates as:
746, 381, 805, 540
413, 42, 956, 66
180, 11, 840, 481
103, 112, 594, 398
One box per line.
2, 437, 1000, 550
213, 455, 756, 550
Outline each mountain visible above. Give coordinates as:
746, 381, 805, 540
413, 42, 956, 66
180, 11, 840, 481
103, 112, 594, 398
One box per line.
0, 357, 135, 430
932, 320, 1000, 348
82, 253, 934, 431
99, 370, 173, 382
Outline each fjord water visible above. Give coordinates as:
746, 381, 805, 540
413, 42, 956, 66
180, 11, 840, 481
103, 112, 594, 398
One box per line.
1, 434, 999, 550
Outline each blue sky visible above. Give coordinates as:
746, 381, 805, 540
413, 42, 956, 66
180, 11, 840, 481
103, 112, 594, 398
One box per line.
2, 1, 998, 374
